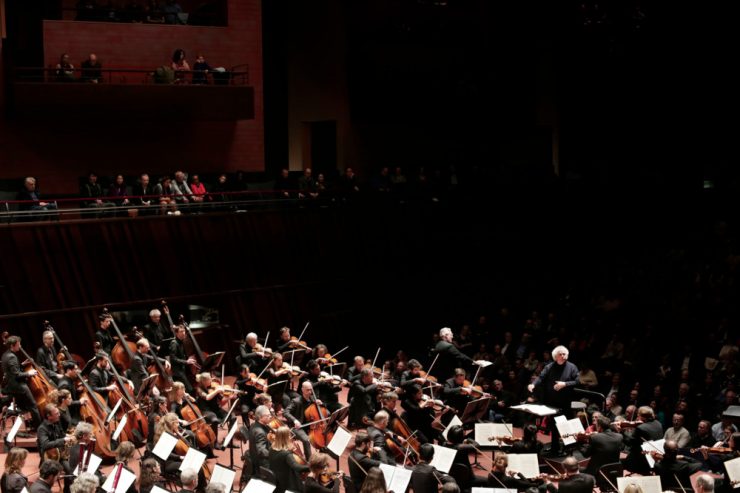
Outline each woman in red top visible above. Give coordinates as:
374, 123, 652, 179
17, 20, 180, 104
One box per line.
190, 174, 208, 201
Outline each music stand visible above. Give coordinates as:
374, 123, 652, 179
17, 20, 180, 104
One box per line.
200, 352, 225, 373
461, 397, 491, 425
326, 405, 350, 432
80, 356, 97, 377
137, 374, 159, 401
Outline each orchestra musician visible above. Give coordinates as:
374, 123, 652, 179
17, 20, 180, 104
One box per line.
68, 422, 103, 483
379, 392, 401, 431
304, 452, 340, 493
195, 372, 236, 433
139, 458, 166, 493
88, 353, 116, 403
47, 389, 74, 431
581, 415, 623, 489
249, 406, 274, 476
445, 425, 488, 489
148, 395, 170, 446
348, 368, 379, 428
619, 406, 663, 475
143, 307, 172, 356
542, 456, 595, 493
238, 333, 270, 368
366, 410, 396, 465
488, 379, 515, 423
94, 314, 115, 355
653, 440, 703, 490
29, 460, 64, 493
131, 338, 171, 395
1, 335, 42, 429
411, 443, 456, 493
114, 441, 139, 493
1, 448, 29, 493
434, 328, 475, 378
179, 468, 199, 493
442, 368, 471, 416
527, 345, 580, 457
301, 359, 342, 412
348, 433, 382, 492
266, 352, 294, 410
168, 325, 198, 394
400, 359, 427, 394
269, 426, 310, 493
36, 404, 73, 491
401, 384, 439, 444
57, 362, 87, 425
347, 356, 366, 384
35, 330, 63, 382
283, 380, 319, 459
487, 451, 542, 490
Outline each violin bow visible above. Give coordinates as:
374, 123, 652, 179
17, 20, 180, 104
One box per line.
330, 345, 350, 361
263, 331, 270, 351
256, 355, 275, 381
674, 474, 688, 493
348, 452, 368, 476
370, 348, 381, 374
297, 322, 309, 343
469, 364, 482, 389
598, 470, 619, 492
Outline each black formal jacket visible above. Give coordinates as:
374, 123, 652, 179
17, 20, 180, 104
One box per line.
168, 338, 189, 375
548, 473, 596, 493
442, 378, 470, 414
434, 340, 474, 377
623, 419, 663, 474
348, 380, 377, 427
37, 419, 66, 455
348, 450, 381, 491
1, 350, 33, 394
1, 472, 27, 493
95, 330, 115, 355
411, 463, 455, 493
88, 367, 112, 396
35, 346, 58, 378
284, 395, 313, 425
583, 430, 623, 477
28, 478, 52, 493
269, 448, 309, 493
248, 422, 271, 473
130, 351, 151, 394
531, 360, 580, 410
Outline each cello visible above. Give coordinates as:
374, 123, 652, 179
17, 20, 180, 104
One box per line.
76, 367, 130, 459
102, 308, 138, 371
304, 385, 334, 449
6, 332, 58, 415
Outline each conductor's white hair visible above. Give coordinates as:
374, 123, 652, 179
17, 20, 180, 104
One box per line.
149, 309, 161, 317
439, 327, 452, 338
551, 345, 569, 360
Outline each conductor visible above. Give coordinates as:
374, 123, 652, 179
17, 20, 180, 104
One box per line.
527, 345, 579, 456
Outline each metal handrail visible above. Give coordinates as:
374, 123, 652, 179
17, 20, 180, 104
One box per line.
14, 65, 249, 85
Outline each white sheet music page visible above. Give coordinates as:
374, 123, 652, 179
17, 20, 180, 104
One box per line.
179, 447, 207, 473
106, 398, 122, 422
327, 426, 352, 457
554, 415, 585, 446
640, 439, 665, 468
113, 414, 128, 441
152, 432, 179, 460
510, 404, 558, 416
726, 457, 740, 489
151, 486, 173, 493
223, 419, 239, 448
73, 453, 103, 476
429, 444, 457, 474
211, 465, 237, 491
506, 454, 540, 479
475, 423, 514, 447
617, 476, 662, 493
472, 489, 516, 493
7, 416, 23, 443
242, 479, 277, 493
101, 466, 136, 493
387, 466, 412, 493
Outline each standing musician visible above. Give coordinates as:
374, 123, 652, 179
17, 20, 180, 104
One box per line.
37, 404, 73, 491
29, 460, 64, 493
268, 426, 310, 493
1, 335, 42, 429
249, 406, 274, 477
366, 410, 396, 465
301, 359, 342, 412
194, 372, 236, 433
266, 352, 294, 410
304, 453, 340, 493
88, 353, 116, 403
401, 384, 439, 444
442, 368, 471, 416
434, 327, 475, 378
348, 433, 382, 492
348, 368, 378, 428
1, 448, 29, 493
283, 380, 319, 460
35, 330, 63, 382
144, 307, 172, 356
130, 338, 171, 395
527, 345, 580, 457
168, 325, 198, 394
94, 314, 115, 355
238, 333, 271, 368
411, 444, 456, 493
618, 405, 664, 475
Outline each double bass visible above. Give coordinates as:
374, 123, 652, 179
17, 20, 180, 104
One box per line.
179, 395, 217, 450
103, 308, 138, 371
132, 327, 174, 395
3, 332, 58, 415
76, 368, 130, 459
44, 321, 86, 371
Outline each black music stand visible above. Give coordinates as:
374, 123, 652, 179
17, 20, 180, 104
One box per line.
574, 388, 606, 412
461, 397, 491, 426
80, 356, 97, 377
137, 374, 159, 401
326, 405, 350, 432
200, 351, 225, 373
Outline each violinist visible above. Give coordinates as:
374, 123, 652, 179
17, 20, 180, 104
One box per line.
445, 425, 488, 489
312, 344, 334, 370
278, 326, 311, 355
442, 368, 471, 415
29, 460, 64, 493
139, 458, 165, 493
168, 325, 197, 394
283, 380, 318, 459
487, 451, 541, 491
1, 448, 29, 493
302, 359, 342, 412
400, 359, 427, 394
113, 441, 139, 493
411, 443, 456, 493
581, 416, 623, 488
131, 338, 171, 395
35, 330, 63, 382
401, 385, 439, 444
619, 406, 663, 475
88, 353, 116, 403
653, 439, 702, 490
269, 426, 310, 493
348, 368, 379, 428
348, 433, 382, 492
266, 352, 294, 409
144, 307, 172, 356
94, 314, 115, 355
195, 372, 235, 433
541, 456, 595, 493
249, 406, 274, 475
304, 452, 340, 493
235, 364, 258, 420
1, 335, 42, 429
239, 333, 270, 367
365, 411, 395, 465
347, 356, 366, 384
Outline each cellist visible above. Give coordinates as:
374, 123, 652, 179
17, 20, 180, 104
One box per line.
130, 338, 170, 395
283, 380, 318, 460
94, 314, 115, 355
1, 335, 42, 429
57, 361, 88, 426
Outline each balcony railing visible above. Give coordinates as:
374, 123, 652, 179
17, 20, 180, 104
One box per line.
14, 65, 249, 86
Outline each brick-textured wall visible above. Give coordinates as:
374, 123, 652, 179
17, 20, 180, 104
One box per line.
0, 0, 263, 194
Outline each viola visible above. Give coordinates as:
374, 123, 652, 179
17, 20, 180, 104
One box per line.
488, 435, 522, 444
243, 372, 269, 392
253, 343, 274, 358
421, 394, 453, 413
319, 470, 343, 487
288, 336, 312, 352
690, 446, 733, 454
319, 371, 349, 387
460, 379, 491, 398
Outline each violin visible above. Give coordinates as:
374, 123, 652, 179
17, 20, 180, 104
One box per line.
319, 470, 343, 487
316, 354, 338, 366
319, 371, 349, 387
421, 394, 453, 413
460, 380, 491, 398
242, 372, 269, 392
614, 419, 644, 431
488, 435, 522, 444
253, 343, 273, 358
281, 362, 306, 377
288, 336, 312, 352
690, 446, 733, 454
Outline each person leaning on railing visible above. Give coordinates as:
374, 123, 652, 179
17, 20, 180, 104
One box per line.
16, 177, 58, 217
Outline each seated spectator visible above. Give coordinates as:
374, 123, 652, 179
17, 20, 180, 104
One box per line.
211, 173, 229, 202
171, 49, 190, 83
316, 173, 328, 196
80, 171, 114, 216
171, 170, 194, 205
145, 0, 164, 23
298, 168, 319, 199
80, 54, 102, 83
274, 169, 293, 199
108, 174, 131, 208
16, 177, 57, 219
154, 176, 177, 214
132, 173, 156, 215
189, 174, 208, 201
162, 0, 184, 24
192, 54, 212, 84
55, 54, 76, 82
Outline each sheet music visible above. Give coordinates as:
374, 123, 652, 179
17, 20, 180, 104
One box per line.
179, 447, 207, 473
20, 488, 28, 493
379, 464, 412, 493
472, 489, 516, 493
429, 444, 457, 474
510, 404, 558, 416
106, 398, 122, 422
7, 416, 23, 443
223, 420, 239, 448
640, 439, 665, 468
113, 414, 128, 440
474, 360, 493, 367
327, 426, 352, 457
152, 432, 179, 460
211, 465, 237, 491
73, 453, 103, 475
101, 466, 136, 493
151, 486, 173, 493
725, 457, 740, 489
554, 415, 585, 446
242, 479, 277, 493
506, 454, 540, 479
475, 423, 515, 447
617, 476, 662, 493
444, 415, 463, 440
